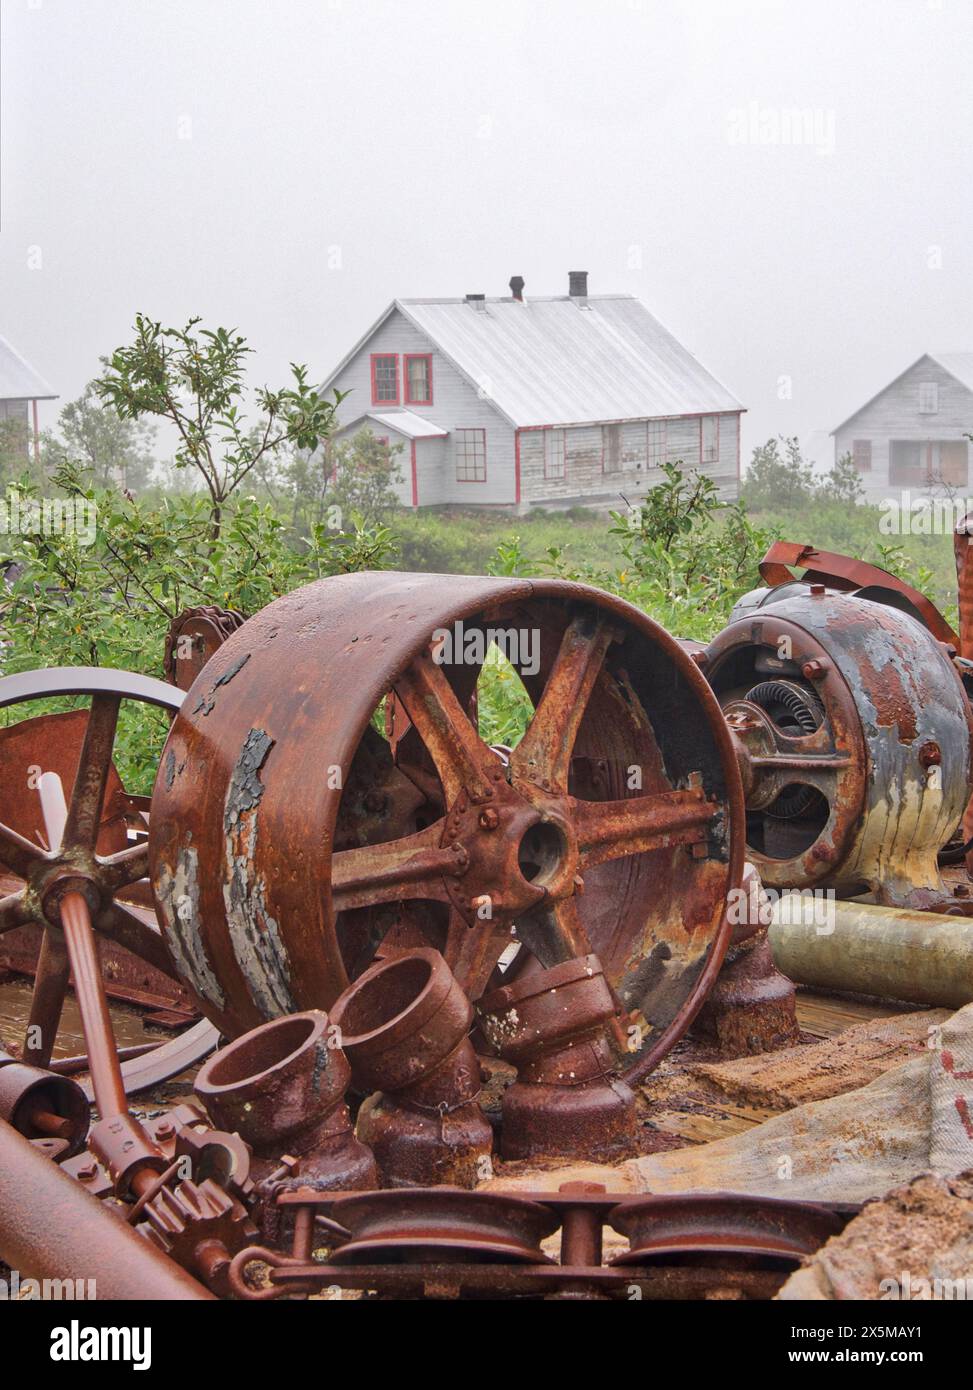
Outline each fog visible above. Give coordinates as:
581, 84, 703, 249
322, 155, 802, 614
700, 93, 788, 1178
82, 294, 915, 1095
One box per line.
2, 0, 971, 469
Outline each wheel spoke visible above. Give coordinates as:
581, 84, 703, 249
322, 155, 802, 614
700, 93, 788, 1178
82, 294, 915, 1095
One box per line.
62, 692, 121, 850
94, 901, 179, 980
515, 896, 593, 967
510, 613, 614, 792
24, 929, 71, 1067
393, 653, 499, 806
0, 819, 46, 879
575, 786, 717, 870
331, 820, 462, 913
444, 908, 512, 1000
0, 890, 34, 935
99, 840, 150, 893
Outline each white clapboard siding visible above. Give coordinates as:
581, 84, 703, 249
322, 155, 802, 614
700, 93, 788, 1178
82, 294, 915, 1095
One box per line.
834, 356, 973, 503
328, 308, 515, 507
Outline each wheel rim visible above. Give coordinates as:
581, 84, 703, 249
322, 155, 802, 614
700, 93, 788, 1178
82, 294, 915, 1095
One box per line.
0, 667, 218, 1091
150, 572, 745, 1081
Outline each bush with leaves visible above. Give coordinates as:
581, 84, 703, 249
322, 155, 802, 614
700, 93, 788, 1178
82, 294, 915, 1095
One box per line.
95, 315, 343, 537
0, 460, 397, 787
741, 435, 818, 510
324, 427, 404, 524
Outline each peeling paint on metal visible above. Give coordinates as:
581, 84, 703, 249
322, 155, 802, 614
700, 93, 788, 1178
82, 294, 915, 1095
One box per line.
193, 652, 252, 716
222, 727, 296, 1017
154, 843, 226, 1010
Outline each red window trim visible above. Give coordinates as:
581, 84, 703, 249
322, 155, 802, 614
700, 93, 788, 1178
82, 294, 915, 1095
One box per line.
404, 353, 433, 406
455, 427, 487, 483
370, 352, 400, 406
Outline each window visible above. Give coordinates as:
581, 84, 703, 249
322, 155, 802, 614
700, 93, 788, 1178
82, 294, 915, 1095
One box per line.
647, 419, 667, 467
852, 439, 872, 472
456, 428, 486, 481
701, 416, 719, 464
544, 429, 565, 479
918, 382, 939, 414
602, 424, 622, 473
371, 353, 399, 405
405, 354, 433, 405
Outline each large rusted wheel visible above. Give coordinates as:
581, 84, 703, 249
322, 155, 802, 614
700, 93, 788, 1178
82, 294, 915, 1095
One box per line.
150, 573, 744, 1080
0, 668, 218, 1091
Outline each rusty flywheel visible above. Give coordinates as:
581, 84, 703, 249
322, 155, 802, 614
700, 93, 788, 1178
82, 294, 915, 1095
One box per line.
149, 572, 745, 1080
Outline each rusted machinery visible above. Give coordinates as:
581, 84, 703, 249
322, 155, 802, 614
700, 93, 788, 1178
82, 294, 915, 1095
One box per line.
1, 543, 972, 1301
700, 544, 973, 915
148, 572, 745, 1082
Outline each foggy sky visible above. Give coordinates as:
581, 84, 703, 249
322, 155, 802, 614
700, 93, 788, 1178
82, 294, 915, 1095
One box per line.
2, 0, 972, 471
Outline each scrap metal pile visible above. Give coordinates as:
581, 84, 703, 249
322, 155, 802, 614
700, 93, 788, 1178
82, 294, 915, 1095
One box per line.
1, 534, 972, 1300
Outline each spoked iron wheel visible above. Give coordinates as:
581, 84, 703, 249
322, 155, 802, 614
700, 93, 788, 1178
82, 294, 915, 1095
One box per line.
0, 668, 218, 1093
150, 573, 745, 1082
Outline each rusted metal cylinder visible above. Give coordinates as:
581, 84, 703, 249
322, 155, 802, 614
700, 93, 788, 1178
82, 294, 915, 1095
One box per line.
331, 949, 492, 1188
768, 899, 973, 1009
196, 1010, 376, 1191
478, 953, 638, 1160
0, 1117, 215, 1299
0, 1049, 90, 1156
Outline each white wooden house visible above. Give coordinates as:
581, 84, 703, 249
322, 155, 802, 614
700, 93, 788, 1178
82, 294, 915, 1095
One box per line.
832, 353, 973, 501
0, 334, 57, 469
321, 273, 745, 511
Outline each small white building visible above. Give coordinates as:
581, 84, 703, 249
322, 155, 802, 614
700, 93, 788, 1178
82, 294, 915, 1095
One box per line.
321, 273, 745, 512
832, 353, 973, 501
0, 334, 57, 467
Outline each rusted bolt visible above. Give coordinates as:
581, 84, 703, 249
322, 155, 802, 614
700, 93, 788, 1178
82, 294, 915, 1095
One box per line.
918, 741, 942, 769
77, 1161, 98, 1181
691, 651, 709, 670
154, 1119, 175, 1141
478, 807, 499, 831
809, 583, 826, 596
801, 659, 827, 681
954, 883, 970, 898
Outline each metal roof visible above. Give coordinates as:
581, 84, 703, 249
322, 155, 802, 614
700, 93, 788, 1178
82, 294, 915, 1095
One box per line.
0, 334, 56, 402
338, 409, 448, 440
324, 296, 743, 429
831, 352, 973, 434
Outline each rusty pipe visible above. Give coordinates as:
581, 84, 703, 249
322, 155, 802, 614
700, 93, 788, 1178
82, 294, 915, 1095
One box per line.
0, 1116, 214, 1299
59, 891, 127, 1119
768, 898, 973, 1009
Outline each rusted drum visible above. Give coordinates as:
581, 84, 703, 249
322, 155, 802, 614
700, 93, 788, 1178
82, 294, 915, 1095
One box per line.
150, 572, 744, 1081
705, 589, 973, 911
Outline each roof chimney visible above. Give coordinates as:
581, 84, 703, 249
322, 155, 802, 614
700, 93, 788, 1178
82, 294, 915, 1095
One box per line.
568, 270, 588, 298
509, 275, 525, 302
465, 293, 486, 311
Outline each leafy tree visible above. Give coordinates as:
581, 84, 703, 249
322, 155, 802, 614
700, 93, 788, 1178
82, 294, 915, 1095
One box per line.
0, 460, 397, 785
325, 427, 404, 523
817, 451, 864, 505
43, 377, 157, 490
0, 416, 42, 487
742, 435, 817, 510
95, 315, 342, 537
